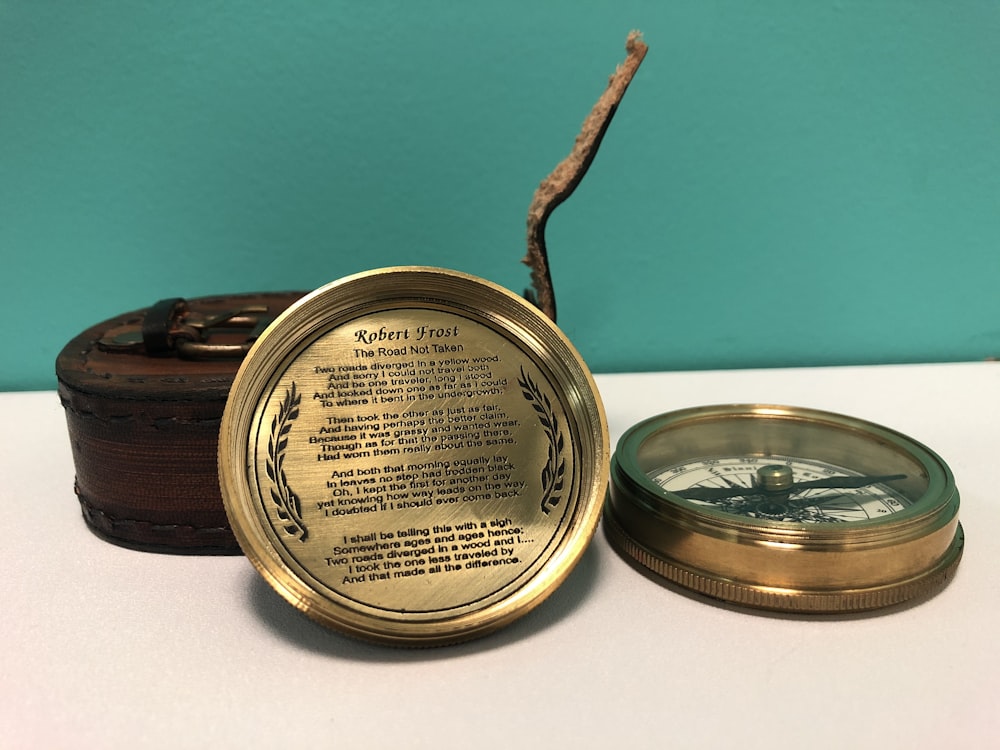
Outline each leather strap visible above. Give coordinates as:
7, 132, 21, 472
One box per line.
141, 297, 187, 356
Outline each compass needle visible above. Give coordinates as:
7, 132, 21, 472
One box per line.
669, 468, 908, 518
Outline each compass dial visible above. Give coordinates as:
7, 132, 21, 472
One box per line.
650, 455, 910, 523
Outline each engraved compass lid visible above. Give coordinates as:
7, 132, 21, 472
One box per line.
219, 267, 609, 646
605, 404, 964, 613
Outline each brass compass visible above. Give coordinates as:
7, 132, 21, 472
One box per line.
604, 404, 964, 613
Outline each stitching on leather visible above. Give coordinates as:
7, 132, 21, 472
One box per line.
76, 489, 232, 535
59, 395, 223, 427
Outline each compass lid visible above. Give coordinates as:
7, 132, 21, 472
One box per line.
219, 267, 609, 645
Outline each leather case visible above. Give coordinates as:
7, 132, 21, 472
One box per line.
57, 292, 305, 553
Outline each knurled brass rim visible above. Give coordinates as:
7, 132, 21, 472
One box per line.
604, 404, 964, 613
604, 503, 964, 613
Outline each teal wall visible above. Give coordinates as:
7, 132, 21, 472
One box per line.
3, 2, 999, 391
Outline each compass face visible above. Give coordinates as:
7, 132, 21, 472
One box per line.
649, 455, 911, 523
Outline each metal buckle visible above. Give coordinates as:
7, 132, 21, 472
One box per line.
98, 297, 273, 359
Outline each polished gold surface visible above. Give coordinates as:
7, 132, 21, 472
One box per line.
605, 404, 964, 613
219, 267, 608, 645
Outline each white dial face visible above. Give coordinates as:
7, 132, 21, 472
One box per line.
649, 455, 911, 523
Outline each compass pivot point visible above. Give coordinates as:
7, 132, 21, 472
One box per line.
756, 464, 793, 493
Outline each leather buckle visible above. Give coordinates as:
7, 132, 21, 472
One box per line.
98, 298, 273, 359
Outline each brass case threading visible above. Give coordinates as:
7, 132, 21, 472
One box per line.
219, 268, 609, 645
605, 404, 964, 613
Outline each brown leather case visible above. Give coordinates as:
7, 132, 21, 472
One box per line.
57, 292, 306, 553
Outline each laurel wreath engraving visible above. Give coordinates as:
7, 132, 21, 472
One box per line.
265, 382, 308, 541
518, 366, 566, 514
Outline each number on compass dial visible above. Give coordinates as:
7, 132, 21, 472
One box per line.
649, 455, 911, 523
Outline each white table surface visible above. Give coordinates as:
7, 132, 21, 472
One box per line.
3, 362, 998, 749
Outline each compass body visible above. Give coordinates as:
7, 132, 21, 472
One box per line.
604, 404, 964, 613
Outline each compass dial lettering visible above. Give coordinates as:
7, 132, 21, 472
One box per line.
649, 455, 910, 523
